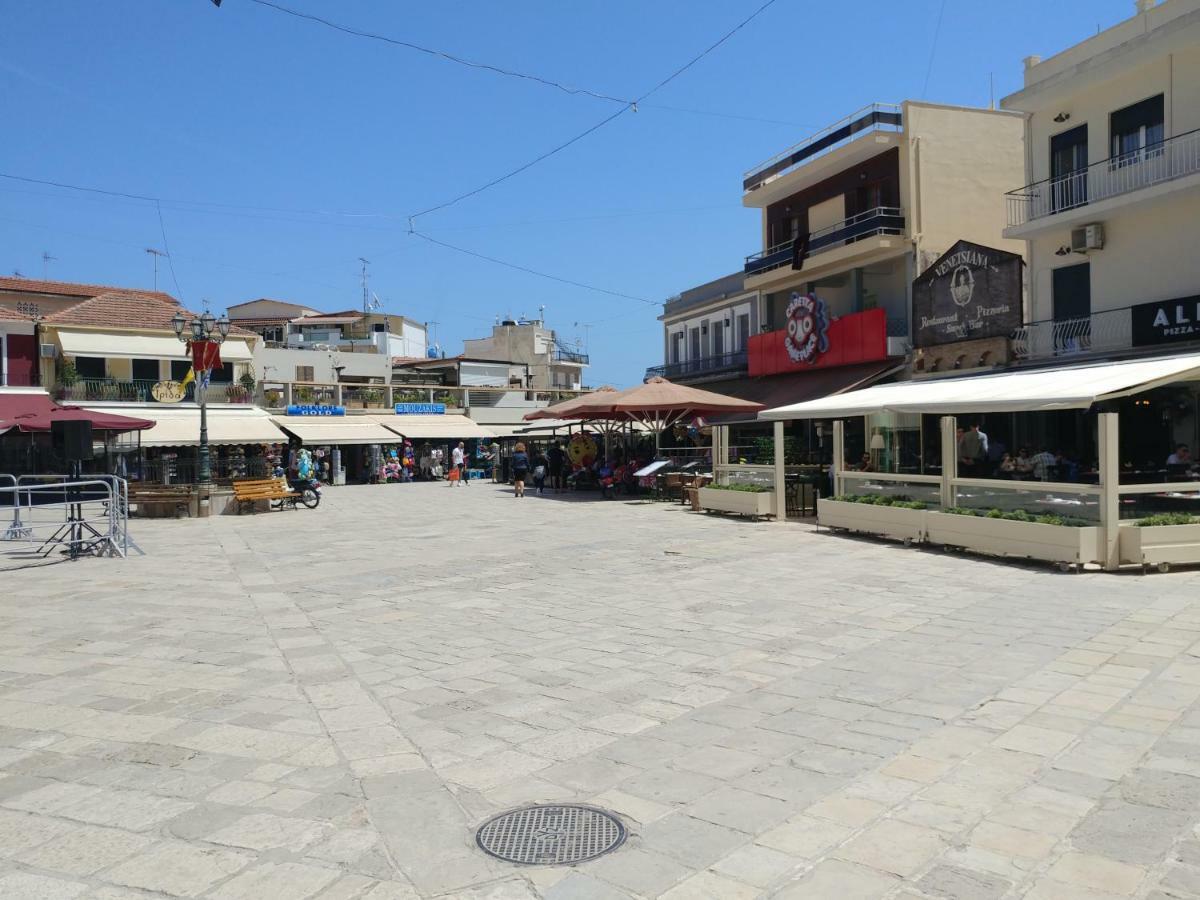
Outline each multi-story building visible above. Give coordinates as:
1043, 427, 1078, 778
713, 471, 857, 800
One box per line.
646, 273, 761, 384
652, 100, 1025, 413
743, 100, 1025, 345
228, 298, 426, 384
462, 318, 588, 391
1001, 0, 1200, 364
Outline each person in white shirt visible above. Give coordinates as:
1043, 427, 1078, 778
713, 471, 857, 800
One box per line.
1167, 444, 1191, 467
451, 442, 468, 486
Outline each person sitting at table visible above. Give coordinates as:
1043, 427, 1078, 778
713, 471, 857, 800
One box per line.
1031, 445, 1058, 481
998, 453, 1017, 478
1167, 444, 1192, 467
1014, 448, 1035, 479
857, 453, 875, 473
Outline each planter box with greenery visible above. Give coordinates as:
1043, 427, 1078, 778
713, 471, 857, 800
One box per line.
818, 495, 927, 543
699, 484, 774, 517
925, 508, 1103, 565
1119, 514, 1200, 567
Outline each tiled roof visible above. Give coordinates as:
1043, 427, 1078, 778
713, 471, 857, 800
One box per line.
43, 292, 254, 336
0, 276, 175, 305
0, 304, 25, 322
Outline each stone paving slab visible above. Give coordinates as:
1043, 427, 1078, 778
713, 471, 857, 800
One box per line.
1, 482, 1199, 898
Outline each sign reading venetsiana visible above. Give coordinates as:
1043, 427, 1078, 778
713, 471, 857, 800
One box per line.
151, 380, 186, 403
1131, 295, 1200, 346
912, 239, 1023, 348
286, 405, 346, 416
394, 403, 446, 415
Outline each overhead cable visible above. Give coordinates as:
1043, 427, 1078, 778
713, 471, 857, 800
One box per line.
245, 0, 633, 105
407, 0, 780, 222
410, 231, 655, 305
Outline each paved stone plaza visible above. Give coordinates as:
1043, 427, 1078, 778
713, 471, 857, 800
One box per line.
1, 482, 1200, 899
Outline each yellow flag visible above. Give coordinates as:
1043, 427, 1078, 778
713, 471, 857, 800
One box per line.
180, 368, 195, 387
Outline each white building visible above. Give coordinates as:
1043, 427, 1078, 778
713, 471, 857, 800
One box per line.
1002, 0, 1200, 362
228, 298, 426, 384
649, 273, 761, 384
461, 318, 588, 391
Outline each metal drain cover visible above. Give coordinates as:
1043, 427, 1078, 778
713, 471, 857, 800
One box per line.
475, 804, 626, 865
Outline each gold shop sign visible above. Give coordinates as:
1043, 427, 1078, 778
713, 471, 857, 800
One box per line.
151, 380, 186, 403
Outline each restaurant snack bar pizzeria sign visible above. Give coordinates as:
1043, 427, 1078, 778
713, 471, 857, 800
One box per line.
912, 239, 1023, 348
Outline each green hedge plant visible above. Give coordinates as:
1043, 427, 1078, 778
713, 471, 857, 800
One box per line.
1135, 513, 1198, 527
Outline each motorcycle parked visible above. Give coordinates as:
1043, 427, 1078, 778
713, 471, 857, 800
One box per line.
273, 467, 322, 509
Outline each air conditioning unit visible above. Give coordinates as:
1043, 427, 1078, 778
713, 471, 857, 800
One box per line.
1070, 223, 1105, 253
40, 343, 57, 359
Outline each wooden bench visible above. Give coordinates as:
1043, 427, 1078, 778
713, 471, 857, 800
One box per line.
128, 484, 195, 518
232, 477, 299, 514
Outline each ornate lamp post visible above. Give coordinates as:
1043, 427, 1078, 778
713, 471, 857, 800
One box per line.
172, 308, 231, 484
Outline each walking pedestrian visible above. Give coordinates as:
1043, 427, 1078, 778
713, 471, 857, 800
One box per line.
532, 447, 548, 495
512, 442, 530, 498
547, 441, 565, 493
452, 441, 468, 486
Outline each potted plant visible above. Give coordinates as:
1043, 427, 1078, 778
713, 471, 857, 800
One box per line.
925, 507, 1103, 565
818, 494, 928, 543
1119, 513, 1200, 569
698, 482, 775, 517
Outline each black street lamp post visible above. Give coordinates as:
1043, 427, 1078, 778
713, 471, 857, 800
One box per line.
172, 309, 231, 484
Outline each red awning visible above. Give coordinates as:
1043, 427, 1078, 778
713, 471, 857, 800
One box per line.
0, 393, 154, 434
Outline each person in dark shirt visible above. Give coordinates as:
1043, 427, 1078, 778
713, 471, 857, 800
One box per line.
547, 442, 566, 493
511, 442, 530, 498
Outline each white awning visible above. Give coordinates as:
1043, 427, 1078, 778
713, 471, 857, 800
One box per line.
272, 417, 400, 446
56, 330, 254, 363
372, 414, 495, 440
140, 407, 287, 447
760, 353, 1200, 420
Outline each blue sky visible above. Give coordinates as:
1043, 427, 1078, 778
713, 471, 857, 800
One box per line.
2, 0, 1134, 386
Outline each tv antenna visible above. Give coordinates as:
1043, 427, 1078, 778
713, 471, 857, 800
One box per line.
573, 321, 593, 353
42, 251, 57, 279
358, 257, 370, 315
145, 248, 167, 291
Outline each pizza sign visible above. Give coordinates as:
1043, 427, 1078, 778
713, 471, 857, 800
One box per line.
784, 293, 830, 364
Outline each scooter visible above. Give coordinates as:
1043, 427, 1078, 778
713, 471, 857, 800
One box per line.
273, 467, 322, 509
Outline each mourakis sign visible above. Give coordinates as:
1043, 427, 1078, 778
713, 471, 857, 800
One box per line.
912, 240, 1023, 348
1132, 296, 1200, 347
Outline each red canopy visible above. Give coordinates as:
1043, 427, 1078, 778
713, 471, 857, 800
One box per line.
0, 392, 153, 434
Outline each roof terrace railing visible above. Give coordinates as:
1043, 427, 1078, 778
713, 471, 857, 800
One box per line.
744, 103, 903, 192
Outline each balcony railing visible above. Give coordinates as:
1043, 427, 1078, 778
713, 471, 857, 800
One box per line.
1011, 308, 1132, 360
1006, 129, 1200, 227
553, 347, 590, 364
55, 379, 253, 405
645, 350, 748, 381
745, 207, 906, 276
744, 103, 903, 192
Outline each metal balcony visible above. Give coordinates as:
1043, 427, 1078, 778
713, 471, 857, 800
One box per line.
1006, 129, 1200, 227
553, 347, 589, 365
645, 350, 748, 381
744, 103, 903, 193
745, 207, 906, 276
1010, 308, 1132, 360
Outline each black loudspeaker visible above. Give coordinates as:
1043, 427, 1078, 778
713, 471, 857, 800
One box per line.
52, 420, 93, 461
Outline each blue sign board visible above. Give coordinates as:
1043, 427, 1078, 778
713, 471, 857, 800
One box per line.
394, 403, 446, 415
286, 405, 346, 416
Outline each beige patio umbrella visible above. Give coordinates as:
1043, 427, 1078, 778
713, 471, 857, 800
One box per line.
593, 377, 764, 456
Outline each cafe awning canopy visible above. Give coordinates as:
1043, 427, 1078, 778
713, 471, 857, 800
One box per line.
760, 353, 1200, 420
272, 417, 399, 446
0, 392, 153, 434
140, 407, 287, 447
374, 414, 494, 440
55, 329, 254, 362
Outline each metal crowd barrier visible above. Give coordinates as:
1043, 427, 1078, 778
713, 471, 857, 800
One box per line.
0, 474, 131, 560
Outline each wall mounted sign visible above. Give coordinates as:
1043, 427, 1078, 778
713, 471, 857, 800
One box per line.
748, 308, 887, 377
394, 402, 446, 415
286, 405, 346, 416
150, 380, 186, 403
783, 293, 830, 365
1131, 295, 1200, 347
912, 239, 1023, 348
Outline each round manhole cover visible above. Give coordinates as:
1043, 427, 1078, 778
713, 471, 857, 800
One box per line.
475, 804, 626, 865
